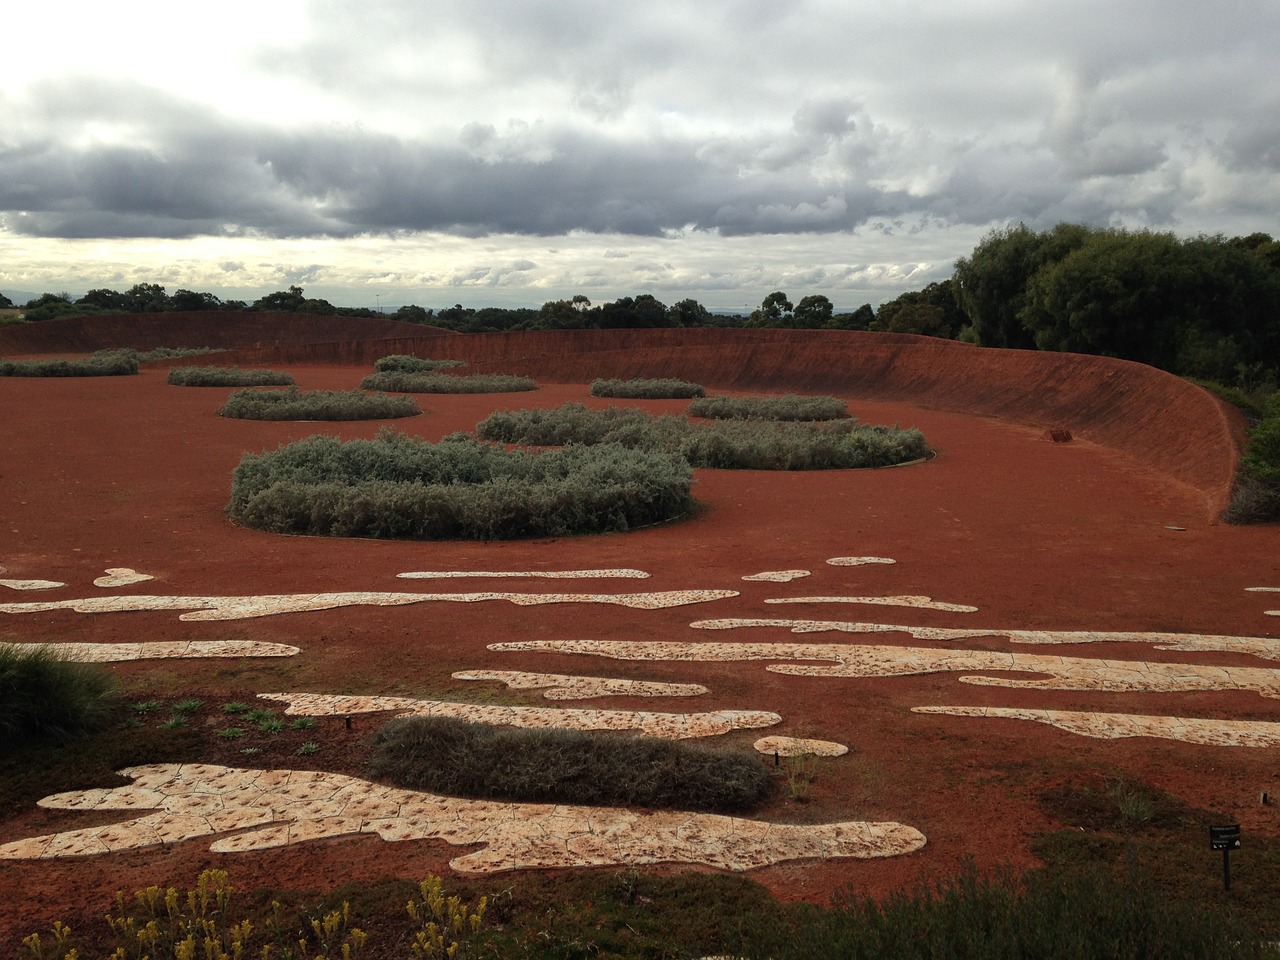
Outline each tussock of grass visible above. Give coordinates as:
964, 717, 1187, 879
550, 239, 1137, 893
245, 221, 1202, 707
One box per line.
0, 644, 119, 743
368, 715, 772, 812
228, 430, 694, 539
217, 387, 419, 421
360, 371, 537, 393
477, 402, 929, 469
590, 377, 706, 399
688, 394, 849, 421
373, 354, 466, 373
167, 366, 296, 387
0, 349, 139, 377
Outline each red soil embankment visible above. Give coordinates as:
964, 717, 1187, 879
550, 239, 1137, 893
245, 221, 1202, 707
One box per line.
0, 317, 1243, 517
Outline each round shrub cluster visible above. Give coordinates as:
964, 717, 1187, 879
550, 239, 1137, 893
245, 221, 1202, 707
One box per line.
360, 371, 537, 393
0, 349, 138, 377
217, 387, 420, 421
167, 366, 296, 387
688, 394, 849, 421
373, 354, 466, 373
228, 430, 694, 539
590, 378, 706, 399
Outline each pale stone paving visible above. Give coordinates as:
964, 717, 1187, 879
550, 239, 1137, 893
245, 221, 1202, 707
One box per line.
764, 597, 979, 613
452, 670, 709, 700
0, 640, 299, 661
912, 706, 1280, 747
0, 764, 927, 873
753, 736, 849, 757
93, 568, 154, 588
259, 692, 779, 738
742, 570, 811, 582
0, 589, 739, 622
398, 569, 651, 580
826, 557, 896, 566
0, 579, 65, 591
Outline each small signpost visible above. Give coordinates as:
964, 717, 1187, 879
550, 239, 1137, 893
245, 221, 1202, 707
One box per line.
1210, 824, 1241, 891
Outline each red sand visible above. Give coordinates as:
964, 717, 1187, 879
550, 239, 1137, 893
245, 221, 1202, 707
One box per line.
0, 318, 1276, 941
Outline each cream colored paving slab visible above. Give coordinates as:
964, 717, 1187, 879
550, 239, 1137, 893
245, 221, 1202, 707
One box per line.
764, 597, 978, 613
0, 764, 926, 873
0, 579, 65, 590
688, 618, 1280, 660
0, 589, 738, 621
826, 557, 895, 566
0, 640, 299, 661
489, 639, 1280, 699
398, 569, 650, 579
259, 693, 777, 738
913, 706, 1280, 747
1247, 587, 1280, 592
452, 670, 709, 700
742, 570, 810, 582
754, 736, 849, 757
93, 568, 154, 588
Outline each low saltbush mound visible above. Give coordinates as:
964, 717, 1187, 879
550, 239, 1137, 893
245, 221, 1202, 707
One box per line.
590, 377, 706, 399
477, 402, 929, 470
369, 715, 772, 813
228, 431, 694, 539
168, 366, 295, 387
1227, 390, 1280, 523
689, 394, 849, 421
0, 645, 119, 744
0, 349, 138, 377
373, 354, 466, 373
360, 371, 537, 393
217, 387, 419, 421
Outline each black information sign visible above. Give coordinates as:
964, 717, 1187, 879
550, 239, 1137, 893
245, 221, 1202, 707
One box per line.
1210, 824, 1241, 891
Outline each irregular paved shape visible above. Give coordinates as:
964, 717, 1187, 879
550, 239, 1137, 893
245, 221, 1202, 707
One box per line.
0, 589, 739, 622
260, 692, 777, 738
826, 557, 896, 566
754, 736, 849, 757
0, 579, 65, 591
689, 618, 1280, 661
398, 569, 651, 580
0, 764, 926, 873
913, 706, 1280, 748
1246, 587, 1280, 593
452, 670, 709, 700
489, 639, 1280, 700
93, 568, 154, 588
0, 640, 299, 661
764, 596, 978, 613
742, 570, 811, 582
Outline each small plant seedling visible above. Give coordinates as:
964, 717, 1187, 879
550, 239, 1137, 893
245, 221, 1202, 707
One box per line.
222, 701, 250, 714
240, 747, 261, 756
258, 718, 286, 733
133, 700, 162, 715
297, 742, 320, 755
244, 708, 276, 724
172, 698, 204, 715
161, 715, 188, 729
218, 727, 245, 740
290, 717, 316, 730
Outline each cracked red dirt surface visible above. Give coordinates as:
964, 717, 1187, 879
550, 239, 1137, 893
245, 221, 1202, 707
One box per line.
1, 322, 1277, 944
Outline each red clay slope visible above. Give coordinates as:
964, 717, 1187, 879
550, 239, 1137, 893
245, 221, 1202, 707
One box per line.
0, 317, 1244, 518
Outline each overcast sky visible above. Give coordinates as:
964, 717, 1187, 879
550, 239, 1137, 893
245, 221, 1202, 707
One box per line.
2, 0, 1277, 311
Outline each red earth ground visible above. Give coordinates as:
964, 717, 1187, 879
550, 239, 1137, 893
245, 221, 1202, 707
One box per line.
1, 319, 1277, 945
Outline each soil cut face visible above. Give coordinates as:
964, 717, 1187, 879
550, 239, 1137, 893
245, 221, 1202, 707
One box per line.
0, 330, 1277, 947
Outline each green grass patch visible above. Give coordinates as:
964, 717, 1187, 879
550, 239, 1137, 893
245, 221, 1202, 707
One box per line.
477, 402, 930, 469
217, 387, 420, 421
1227, 390, 1280, 523
590, 377, 706, 399
228, 430, 694, 540
167, 365, 296, 387
0, 349, 138, 377
688, 394, 849, 421
368, 716, 773, 813
360, 371, 537, 393
373, 354, 466, 373
0, 645, 120, 744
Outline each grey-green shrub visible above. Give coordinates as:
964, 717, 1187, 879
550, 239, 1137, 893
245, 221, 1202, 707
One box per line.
0, 644, 119, 743
688, 394, 849, 421
590, 378, 706, 399
0, 349, 139, 377
477, 402, 929, 470
373, 354, 466, 373
360, 371, 537, 393
369, 716, 772, 813
168, 366, 296, 387
1227, 390, 1280, 523
217, 387, 419, 421
228, 431, 694, 539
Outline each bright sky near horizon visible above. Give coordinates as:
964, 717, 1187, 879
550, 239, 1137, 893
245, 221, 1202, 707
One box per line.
2, 0, 1277, 311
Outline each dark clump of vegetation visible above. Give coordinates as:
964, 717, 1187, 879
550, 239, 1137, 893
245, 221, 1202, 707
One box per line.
372, 354, 466, 373
217, 387, 419, 421
477, 401, 929, 470
0, 645, 120, 744
1227, 390, 1280, 523
0, 349, 139, 377
228, 430, 694, 539
369, 715, 772, 813
689, 394, 849, 421
360, 371, 537, 393
590, 377, 706, 399
167, 366, 296, 387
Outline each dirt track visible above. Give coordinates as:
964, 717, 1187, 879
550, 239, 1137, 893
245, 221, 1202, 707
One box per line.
1, 317, 1276, 942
